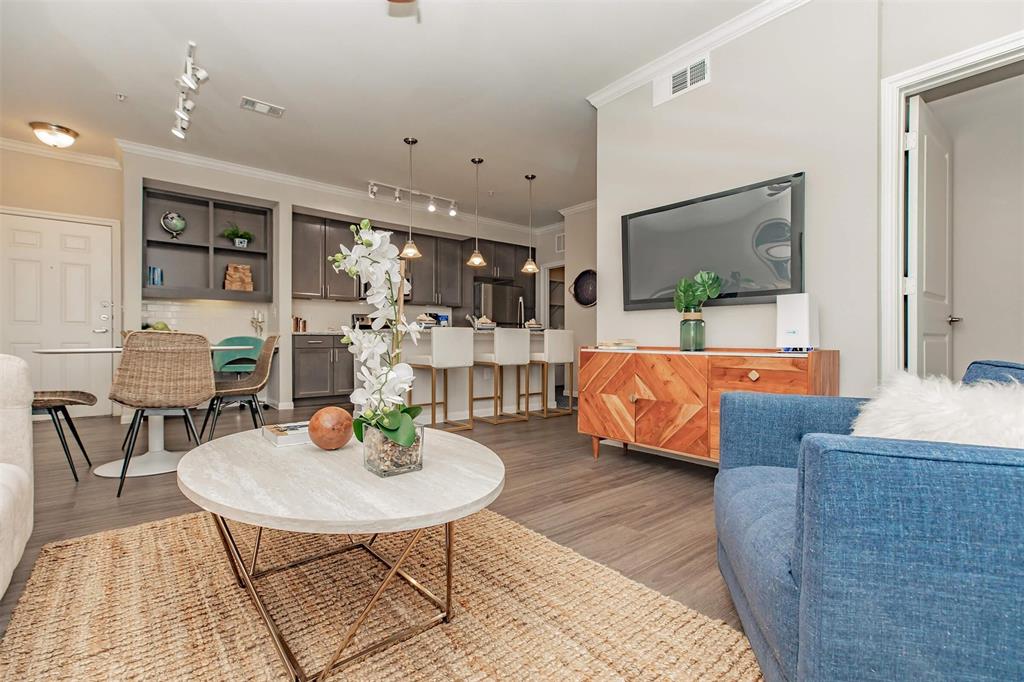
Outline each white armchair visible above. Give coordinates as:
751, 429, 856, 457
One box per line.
0, 354, 33, 597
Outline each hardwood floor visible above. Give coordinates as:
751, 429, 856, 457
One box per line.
0, 406, 738, 636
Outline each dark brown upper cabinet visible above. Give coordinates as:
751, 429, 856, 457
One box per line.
292, 213, 359, 300
404, 235, 463, 307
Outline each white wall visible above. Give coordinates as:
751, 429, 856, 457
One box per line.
593, 0, 1023, 397
563, 203, 597, 354
120, 144, 533, 407
596, 0, 879, 395
930, 74, 1024, 377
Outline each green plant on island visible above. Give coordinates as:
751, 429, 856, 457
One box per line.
222, 222, 255, 242
674, 270, 722, 312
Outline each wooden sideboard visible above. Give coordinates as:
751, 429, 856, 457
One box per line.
577, 348, 839, 465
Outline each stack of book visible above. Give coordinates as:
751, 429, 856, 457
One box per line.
597, 339, 638, 350
261, 421, 311, 447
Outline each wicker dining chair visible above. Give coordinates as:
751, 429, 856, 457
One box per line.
31, 390, 97, 481
201, 335, 278, 441
109, 331, 215, 496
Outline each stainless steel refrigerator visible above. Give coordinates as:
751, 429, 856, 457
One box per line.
474, 282, 525, 326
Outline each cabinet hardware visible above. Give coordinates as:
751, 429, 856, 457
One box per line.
628, 393, 638, 403
947, 314, 963, 325
92, 328, 109, 334
306, 339, 324, 344
747, 370, 760, 382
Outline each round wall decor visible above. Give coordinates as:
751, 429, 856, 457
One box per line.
570, 269, 597, 308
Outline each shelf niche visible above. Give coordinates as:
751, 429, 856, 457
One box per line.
142, 181, 274, 302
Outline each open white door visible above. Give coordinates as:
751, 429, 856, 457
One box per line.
0, 211, 115, 415
906, 95, 955, 378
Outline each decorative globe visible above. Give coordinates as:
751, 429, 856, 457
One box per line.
160, 211, 188, 239
308, 407, 354, 451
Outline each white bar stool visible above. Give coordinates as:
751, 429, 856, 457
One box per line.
528, 329, 575, 418
473, 328, 530, 424
406, 327, 475, 432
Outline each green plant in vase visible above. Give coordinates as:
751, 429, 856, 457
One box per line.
222, 222, 255, 248
674, 270, 722, 351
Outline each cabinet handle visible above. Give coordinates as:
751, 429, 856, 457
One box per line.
629, 393, 638, 404
306, 340, 324, 344
747, 370, 760, 382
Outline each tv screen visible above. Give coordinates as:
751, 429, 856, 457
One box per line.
621, 173, 804, 310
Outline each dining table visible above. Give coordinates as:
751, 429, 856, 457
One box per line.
32, 344, 254, 478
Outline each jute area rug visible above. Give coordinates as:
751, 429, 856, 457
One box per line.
0, 510, 760, 680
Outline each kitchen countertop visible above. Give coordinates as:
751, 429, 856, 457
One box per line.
292, 328, 547, 335
583, 347, 809, 357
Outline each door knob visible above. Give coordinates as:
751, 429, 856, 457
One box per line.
947, 315, 963, 325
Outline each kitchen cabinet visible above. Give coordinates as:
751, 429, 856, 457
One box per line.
407, 235, 437, 305
291, 214, 325, 298
436, 237, 463, 307
292, 335, 355, 400
405, 235, 462, 307
325, 220, 361, 300
493, 242, 517, 280
292, 214, 359, 300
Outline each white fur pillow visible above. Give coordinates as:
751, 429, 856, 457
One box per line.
851, 372, 1024, 449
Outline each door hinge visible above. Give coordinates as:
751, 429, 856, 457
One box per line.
901, 277, 917, 295
903, 131, 918, 151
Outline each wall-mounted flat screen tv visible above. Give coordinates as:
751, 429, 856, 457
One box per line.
621, 172, 804, 310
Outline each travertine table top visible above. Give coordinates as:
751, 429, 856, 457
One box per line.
177, 429, 505, 534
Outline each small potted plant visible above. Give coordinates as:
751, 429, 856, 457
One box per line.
674, 270, 722, 351
222, 222, 255, 249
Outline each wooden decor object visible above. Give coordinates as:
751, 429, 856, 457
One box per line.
579, 348, 839, 465
224, 264, 254, 292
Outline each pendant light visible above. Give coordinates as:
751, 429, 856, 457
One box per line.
399, 137, 422, 259
521, 173, 540, 274
466, 158, 488, 268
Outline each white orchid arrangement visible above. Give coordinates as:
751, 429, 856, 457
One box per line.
329, 219, 423, 446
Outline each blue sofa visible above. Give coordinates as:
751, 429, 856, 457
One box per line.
715, 360, 1024, 681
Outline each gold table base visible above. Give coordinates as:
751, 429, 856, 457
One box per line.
212, 513, 454, 682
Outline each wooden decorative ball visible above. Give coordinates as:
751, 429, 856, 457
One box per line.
308, 407, 354, 451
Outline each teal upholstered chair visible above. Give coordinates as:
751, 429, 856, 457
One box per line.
214, 336, 262, 376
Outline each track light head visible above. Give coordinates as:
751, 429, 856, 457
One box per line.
192, 66, 210, 85
174, 96, 195, 122
368, 183, 378, 199
427, 197, 436, 212
394, 187, 402, 202
171, 124, 186, 140
449, 201, 457, 217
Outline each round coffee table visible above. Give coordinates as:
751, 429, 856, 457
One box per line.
177, 428, 504, 681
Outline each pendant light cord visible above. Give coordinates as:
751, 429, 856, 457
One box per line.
528, 176, 533, 250
408, 142, 414, 241
475, 163, 480, 250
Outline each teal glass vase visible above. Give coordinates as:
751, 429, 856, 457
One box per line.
679, 308, 705, 351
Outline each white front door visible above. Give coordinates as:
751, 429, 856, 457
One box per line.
0, 211, 115, 415
906, 95, 955, 378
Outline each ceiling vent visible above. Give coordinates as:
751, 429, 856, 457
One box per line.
653, 55, 710, 106
240, 96, 285, 118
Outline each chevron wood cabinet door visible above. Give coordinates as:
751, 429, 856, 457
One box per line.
634, 354, 709, 457
578, 348, 839, 465
578, 350, 636, 452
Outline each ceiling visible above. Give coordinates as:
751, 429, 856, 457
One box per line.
0, 0, 757, 225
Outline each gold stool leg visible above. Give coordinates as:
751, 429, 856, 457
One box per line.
430, 367, 437, 427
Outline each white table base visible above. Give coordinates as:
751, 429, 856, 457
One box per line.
93, 413, 187, 478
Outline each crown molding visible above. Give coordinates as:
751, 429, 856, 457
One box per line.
0, 137, 121, 170
586, 0, 811, 108
559, 199, 596, 217
115, 139, 533, 235
535, 221, 564, 235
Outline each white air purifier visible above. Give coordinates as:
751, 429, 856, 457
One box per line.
776, 293, 819, 351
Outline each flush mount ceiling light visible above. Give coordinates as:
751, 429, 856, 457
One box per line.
174, 94, 195, 122
521, 173, 540, 275
399, 137, 423, 259
29, 122, 78, 148
449, 201, 458, 217
466, 157, 488, 268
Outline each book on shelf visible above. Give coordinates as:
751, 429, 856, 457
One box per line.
597, 339, 638, 350
261, 421, 311, 446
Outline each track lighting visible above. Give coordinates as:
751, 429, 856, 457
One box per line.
368, 183, 378, 199
170, 41, 208, 140
174, 94, 195, 122
394, 187, 402, 202
427, 197, 437, 213
449, 201, 458, 217
365, 182, 456, 218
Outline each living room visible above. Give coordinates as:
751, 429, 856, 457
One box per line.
1, 1, 1022, 680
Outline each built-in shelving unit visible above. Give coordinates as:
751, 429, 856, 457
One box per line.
142, 181, 274, 302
